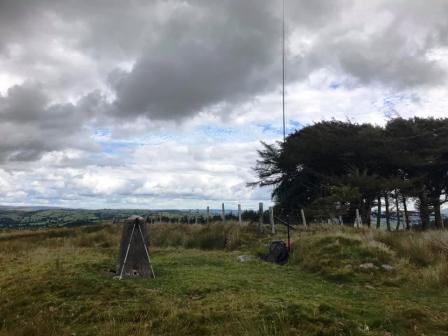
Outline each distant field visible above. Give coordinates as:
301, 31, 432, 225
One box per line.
0, 208, 237, 229
0, 209, 172, 229
0, 223, 447, 335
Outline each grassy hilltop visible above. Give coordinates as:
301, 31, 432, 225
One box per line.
0, 223, 447, 336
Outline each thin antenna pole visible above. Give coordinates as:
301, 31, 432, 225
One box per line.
282, 0, 286, 144
282, 0, 290, 253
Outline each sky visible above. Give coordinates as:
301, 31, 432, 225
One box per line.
1, 0, 448, 210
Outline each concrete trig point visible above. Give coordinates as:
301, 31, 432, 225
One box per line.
117, 215, 155, 279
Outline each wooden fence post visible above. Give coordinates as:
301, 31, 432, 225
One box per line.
355, 209, 361, 228
258, 202, 263, 232
269, 206, 275, 234
221, 203, 225, 223
195, 210, 198, 225
238, 204, 242, 225
301, 209, 307, 228
206, 206, 210, 225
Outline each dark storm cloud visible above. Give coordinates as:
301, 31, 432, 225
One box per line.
108, 0, 448, 120
287, 0, 351, 29
309, 25, 445, 89
313, 0, 448, 89
106, 0, 349, 120
1, 0, 448, 163
109, 0, 286, 120
305, 0, 448, 89
0, 83, 100, 162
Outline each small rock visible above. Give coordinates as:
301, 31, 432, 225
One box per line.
365, 285, 375, 290
361, 324, 370, 332
237, 255, 252, 263
381, 264, 394, 271
359, 263, 378, 270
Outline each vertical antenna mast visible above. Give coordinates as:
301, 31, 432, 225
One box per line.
282, 0, 286, 143
282, 0, 291, 253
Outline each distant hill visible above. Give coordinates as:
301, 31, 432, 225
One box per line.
0, 207, 237, 229
0, 205, 67, 211
0, 208, 152, 229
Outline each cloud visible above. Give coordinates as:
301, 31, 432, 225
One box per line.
1, 0, 448, 208
301, 0, 448, 89
287, 0, 350, 29
2, 0, 448, 122
108, 0, 285, 120
0, 83, 101, 163
0, 138, 273, 209
106, 0, 448, 121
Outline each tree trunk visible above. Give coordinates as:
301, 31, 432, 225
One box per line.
402, 195, 410, 230
385, 193, 391, 231
418, 192, 430, 230
360, 197, 372, 227
434, 201, 443, 229
394, 190, 401, 231
365, 197, 372, 227
377, 195, 382, 229
345, 204, 356, 226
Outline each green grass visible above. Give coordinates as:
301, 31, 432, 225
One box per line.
1, 224, 448, 335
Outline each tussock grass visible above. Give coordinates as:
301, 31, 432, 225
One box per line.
422, 255, 448, 287
372, 229, 448, 287
290, 231, 396, 284
149, 223, 253, 250
288, 226, 448, 289
374, 230, 448, 265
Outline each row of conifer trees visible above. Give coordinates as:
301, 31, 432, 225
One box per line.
252, 117, 448, 230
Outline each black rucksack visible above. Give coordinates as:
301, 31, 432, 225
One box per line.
260, 240, 289, 265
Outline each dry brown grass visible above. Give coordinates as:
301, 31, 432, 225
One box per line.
373, 230, 448, 264
371, 229, 448, 287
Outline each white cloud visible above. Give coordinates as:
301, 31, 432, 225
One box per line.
1, 0, 448, 208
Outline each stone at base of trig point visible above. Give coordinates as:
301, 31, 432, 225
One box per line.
116, 215, 152, 278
